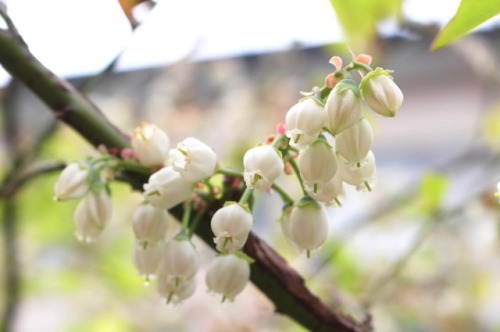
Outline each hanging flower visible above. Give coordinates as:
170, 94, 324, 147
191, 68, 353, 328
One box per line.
335, 118, 373, 166
131, 122, 170, 167
73, 189, 112, 242
205, 254, 250, 302
285, 97, 326, 148
338, 150, 377, 191
170, 137, 217, 182
132, 203, 169, 245
211, 202, 253, 253
360, 67, 403, 117
325, 79, 361, 135
158, 238, 199, 283
306, 172, 345, 207
143, 167, 193, 210
157, 274, 196, 304
281, 197, 329, 257
133, 241, 164, 278
243, 145, 284, 191
53, 162, 90, 201
298, 138, 337, 192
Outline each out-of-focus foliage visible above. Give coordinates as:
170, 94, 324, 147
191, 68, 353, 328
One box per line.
482, 105, 500, 151
432, 0, 500, 51
417, 173, 449, 216
329, 0, 403, 49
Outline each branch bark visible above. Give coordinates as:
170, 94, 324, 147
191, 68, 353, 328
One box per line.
0, 13, 371, 332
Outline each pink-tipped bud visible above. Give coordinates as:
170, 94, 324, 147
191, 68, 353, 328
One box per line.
355, 54, 372, 66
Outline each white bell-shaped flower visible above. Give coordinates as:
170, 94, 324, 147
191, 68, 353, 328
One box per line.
243, 145, 284, 191
306, 172, 345, 207
132, 203, 168, 245
157, 274, 196, 304
158, 238, 199, 283
54, 162, 90, 201
335, 118, 373, 166
170, 137, 217, 182
298, 138, 337, 192
143, 167, 193, 210
360, 67, 403, 117
285, 97, 326, 148
133, 241, 164, 278
326, 79, 362, 135
73, 189, 112, 242
211, 202, 253, 253
281, 197, 329, 257
339, 150, 377, 191
131, 122, 170, 167
205, 254, 250, 302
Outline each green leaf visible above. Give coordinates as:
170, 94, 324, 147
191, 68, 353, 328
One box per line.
418, 173, 449, 215
431, 0, 500, 51
329, 0, 403, 49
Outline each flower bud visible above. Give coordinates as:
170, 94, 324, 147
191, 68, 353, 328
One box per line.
338, 150, 377, 191
243, 145, 284, 191
285, 97, 326, 148
54, 162, 90, 201
205, 254, 250, 302
158, 238, 199, 282
132, 203, 168, 245
143, 167, 193, 210
281, 197, 328, 257
133, 241, 164, 278
306, 172, 345, 207
131, 122, 170, 167
325, 79, 362, 135
211, 203, 253, 253
74, 189, 112, 242
298, 138, 337, 192
157, 274, 196, 304
169, 137, 217, 182
335, 118, 373, 166
360, 68, 403, 117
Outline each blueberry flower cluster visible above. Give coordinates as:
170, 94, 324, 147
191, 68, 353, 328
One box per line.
53, 53, 403, 304
276, 54, 403, 256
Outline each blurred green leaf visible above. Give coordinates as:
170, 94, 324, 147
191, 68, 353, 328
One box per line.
431, 0, 500, 51
329, 0, 402, 49
418, 173, 449, 215
69, 313, 132, 332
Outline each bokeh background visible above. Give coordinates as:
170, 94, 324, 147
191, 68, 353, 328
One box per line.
1, 0, 500, 331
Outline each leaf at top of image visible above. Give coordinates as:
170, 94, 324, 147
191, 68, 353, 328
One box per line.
431, 0, 500, 51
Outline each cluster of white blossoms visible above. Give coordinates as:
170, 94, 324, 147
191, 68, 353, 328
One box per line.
243, 54, 403, 257
54, 162, 112, 242
53, 53, 403, 304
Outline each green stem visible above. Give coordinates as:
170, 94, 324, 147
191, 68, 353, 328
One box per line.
114, 160, 151, 175
188, 209, 205, 237
346, 61, 373, 75
238, 187, 254, 206
181, 200, 193, 232
217, 168, 243, 178
272, 134, 287, 149
271, 183, 294, 205
288, 157, 308, 196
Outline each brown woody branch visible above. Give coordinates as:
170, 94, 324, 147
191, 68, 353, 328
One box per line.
0, 11, 371, 332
